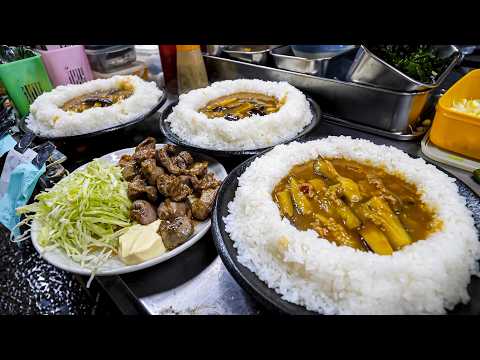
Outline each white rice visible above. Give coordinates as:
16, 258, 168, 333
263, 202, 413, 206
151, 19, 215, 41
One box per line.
27, 75, 163, 137
166, 79, 313, 151
224, 136, 480, 314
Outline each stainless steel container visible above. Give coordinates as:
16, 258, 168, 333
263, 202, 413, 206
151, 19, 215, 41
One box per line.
206, 45, 225, 56
222, 45, 280, 65
346, 45, 461, 92
270, 45, 357, 76
204, 55, 434, 136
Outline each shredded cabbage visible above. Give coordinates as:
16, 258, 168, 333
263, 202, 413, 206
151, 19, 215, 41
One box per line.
16, 159, 133, 270
451, 98, 480, 118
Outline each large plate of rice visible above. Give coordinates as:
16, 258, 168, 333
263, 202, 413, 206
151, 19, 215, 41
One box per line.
213, 137, 480, 315
22, 75, 165, 140
163, 79, 318, 155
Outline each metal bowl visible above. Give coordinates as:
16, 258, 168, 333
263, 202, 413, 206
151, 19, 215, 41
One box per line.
222, 45, 281, 65
346, 45, 462, 92
270, 45, 357, 76
159, 97, 321, 158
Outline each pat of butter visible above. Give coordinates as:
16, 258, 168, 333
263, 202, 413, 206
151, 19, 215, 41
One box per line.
119, 220, 166, 265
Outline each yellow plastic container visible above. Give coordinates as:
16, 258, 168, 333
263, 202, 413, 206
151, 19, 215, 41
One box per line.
430, 69, 480, 160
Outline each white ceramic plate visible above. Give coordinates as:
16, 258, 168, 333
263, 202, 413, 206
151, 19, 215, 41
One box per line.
30, 145, 228, 276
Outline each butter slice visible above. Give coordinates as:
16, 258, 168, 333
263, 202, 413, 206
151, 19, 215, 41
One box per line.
119, 220, 166, 265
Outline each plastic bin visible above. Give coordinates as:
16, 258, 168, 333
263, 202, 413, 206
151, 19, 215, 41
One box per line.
85, 45, 136, 72
430, 69, 480, 160
0, 54, 52, 117
39, 45, 93, 87
92, 61, 148, 80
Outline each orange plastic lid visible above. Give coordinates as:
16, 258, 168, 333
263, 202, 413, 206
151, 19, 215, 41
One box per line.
176, 45, 200, 52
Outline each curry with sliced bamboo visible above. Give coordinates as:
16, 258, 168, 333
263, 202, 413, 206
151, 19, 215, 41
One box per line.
273, 157, 441, 255
199, 92, 285, 121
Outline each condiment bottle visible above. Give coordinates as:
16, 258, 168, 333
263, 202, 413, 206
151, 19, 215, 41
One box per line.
176, 45, 209, 95
158, 45, 178, 94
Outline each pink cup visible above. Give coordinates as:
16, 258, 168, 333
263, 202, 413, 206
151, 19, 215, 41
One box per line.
39, 45, 93, 87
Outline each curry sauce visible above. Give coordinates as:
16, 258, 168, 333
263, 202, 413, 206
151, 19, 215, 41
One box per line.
199, 92, 284, 120
273, 157, 441, 254
61, 82, 134, 113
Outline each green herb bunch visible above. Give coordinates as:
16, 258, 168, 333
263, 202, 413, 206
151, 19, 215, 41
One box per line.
369, 45, 452, 84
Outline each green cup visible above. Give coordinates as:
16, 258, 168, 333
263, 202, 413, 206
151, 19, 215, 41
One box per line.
0, 54, 52, 117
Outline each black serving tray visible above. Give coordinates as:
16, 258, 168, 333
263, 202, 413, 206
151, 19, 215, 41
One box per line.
212, 147, 480, 315
19, 91, 167, 143
159, 97, 321, 158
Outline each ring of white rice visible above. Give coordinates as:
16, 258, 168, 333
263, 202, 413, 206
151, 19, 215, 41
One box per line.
166, 79, 313, 151
27, 75, 163, 137
224, 136, 480, 314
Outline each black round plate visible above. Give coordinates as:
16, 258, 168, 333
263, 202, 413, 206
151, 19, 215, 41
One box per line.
212, 149, 480, 315
159, 97, 321, 158
19, 91, 167, 142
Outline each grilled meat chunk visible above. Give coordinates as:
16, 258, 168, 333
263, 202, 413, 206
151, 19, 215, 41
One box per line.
131, 200, 158, 225
157, 199, 192, 220
187, 187, 219, 221
156, 144, 183, 174
178, 175, 192, 187
183, 161, 208, 177
141, 158, 165, 186
189, 173, 221, 191
132, 137, 156, 163
157, 145, 207, 177
127, 177, 158, 203
158, 216, 194, 251
118, 154, 133, 167
156, 174, 192, 202
176, 151, 194, 169
119, 154, 140, 181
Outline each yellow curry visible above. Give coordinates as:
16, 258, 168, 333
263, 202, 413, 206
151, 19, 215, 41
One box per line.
61, 82, 134, 113
199, 92, 285, 121
273, 158, 441, 255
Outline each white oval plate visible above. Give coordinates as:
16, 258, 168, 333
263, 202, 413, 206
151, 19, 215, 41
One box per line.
30, 144, 228, 276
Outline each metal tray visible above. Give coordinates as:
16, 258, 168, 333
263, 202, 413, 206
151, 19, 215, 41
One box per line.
204, 55, 435, 135
270, 45, 357, 76
222, 45, 280, 65
346, 45, 462, 92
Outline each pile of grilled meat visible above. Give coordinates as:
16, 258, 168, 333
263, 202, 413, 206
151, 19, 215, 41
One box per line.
118, 137, 221, 251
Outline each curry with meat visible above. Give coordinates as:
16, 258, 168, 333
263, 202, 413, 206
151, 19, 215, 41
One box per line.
199, 92, 285, 121
273, 157, 441, 255
61, 82, 134, 113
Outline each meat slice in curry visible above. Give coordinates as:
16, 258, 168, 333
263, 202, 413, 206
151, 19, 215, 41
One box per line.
198, 92, 285, 120
272, 157, 442, 255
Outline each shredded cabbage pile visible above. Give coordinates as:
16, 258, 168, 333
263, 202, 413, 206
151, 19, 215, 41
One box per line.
16, 159, 133, 270
452, 98, 480, 118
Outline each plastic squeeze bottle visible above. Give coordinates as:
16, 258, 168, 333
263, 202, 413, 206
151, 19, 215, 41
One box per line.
176, 45, 208, 95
